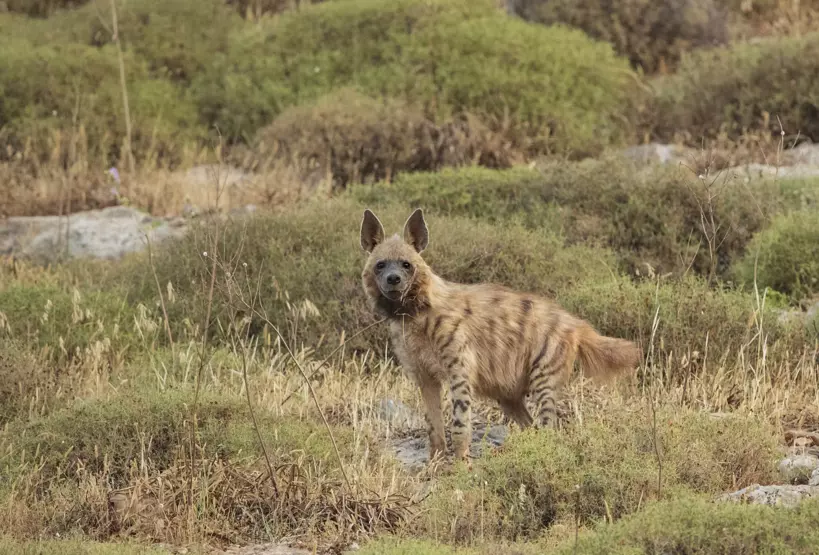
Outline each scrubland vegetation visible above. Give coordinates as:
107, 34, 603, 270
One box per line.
2, 0, 819, 554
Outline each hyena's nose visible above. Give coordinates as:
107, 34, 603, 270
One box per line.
386, 273, 402, 286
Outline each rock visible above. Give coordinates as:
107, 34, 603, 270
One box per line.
218, 544, 311, 555
720, 484, 819, 507
619, 143, 696, 166
0, 206, 187, 263
722, 163, 819, 181
778, 453, 819, 484
390, 421, 509, 472
784, 142, 819, 166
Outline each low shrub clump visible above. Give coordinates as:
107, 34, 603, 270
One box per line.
421, 405, 779, 542
732, 211, 819, 302
1, 388, 353, 485
352, 159, 780, 278
106, 197, 807, 365
515, 0, 729, 73
0, 284, 138, 362
0, 38, 203, 167
249, 89, 521, 188
108, 199, 618, 355
648, 32, 819, 144
553, 496, 819, 554
3, 0, 89, 17
197, 0, 639, 156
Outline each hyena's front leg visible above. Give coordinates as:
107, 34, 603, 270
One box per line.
447, 351, 475, 462
418, 376, 446, 462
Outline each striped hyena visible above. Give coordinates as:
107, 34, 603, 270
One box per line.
360, 208, 640, 464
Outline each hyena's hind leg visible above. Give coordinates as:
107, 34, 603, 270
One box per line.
499, 399, 534, 429
528, 340, 573, 428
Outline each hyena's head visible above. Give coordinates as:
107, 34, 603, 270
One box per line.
359, 208, 431, 317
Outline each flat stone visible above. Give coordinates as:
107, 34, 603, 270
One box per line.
390, 421, 509, 472
720, 484, 819, 507
619, 143, 696, 166
722, 163, 819, 180
1, 206, 187, 263
784, 142, 819, 166
778, 454, 819, 484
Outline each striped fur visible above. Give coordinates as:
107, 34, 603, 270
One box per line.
360, 209, 641, 463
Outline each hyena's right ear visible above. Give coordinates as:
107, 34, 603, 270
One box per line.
360, 209, 385, 253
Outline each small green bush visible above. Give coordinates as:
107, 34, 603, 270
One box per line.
109, 199, 618, 356
226, 0, 327, 18
0, 39, 204, 166
3, 0, 89, 17
558, 275, 799, 364
197, 0, 639, 155
515, 0, 728, 73
553, 496, 819, 554
1, 389, 353, 485
251, 89, 521, 187
0, 340, 63, 425
106, 197, 808, 363
733, 211, 819, 301
0, 285, 138, 362
424, 406, 779, 541
0, 537, 169, 555
87, 0, 240, 83
649, 32, 819, 143
352, 159, 778, 278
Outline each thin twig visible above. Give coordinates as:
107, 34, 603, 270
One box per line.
145, 233, 175, 363
110, 0, 134, 173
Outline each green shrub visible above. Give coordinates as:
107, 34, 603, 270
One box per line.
423, 406, 779, 542
226, 0, 327, 18
108, 199, 618, 355
0, 39, 204, 166
196, 0, 639, 155
515, 0, 728, 73
3, 0, 89, 17
87, 0, 240, 83
0, 340, 65, 425
0, 284, 138, 362
558, 275, 800, 365
553, 496, 819, 554
357, 538, 470, 555
733, 211, 819, 301
1, 388, 353, 485
106, 197, 808, 363
0, 537, 170, 555
648, 32, 819, 143
250, 89, 521, 187
352, 159, 778, 278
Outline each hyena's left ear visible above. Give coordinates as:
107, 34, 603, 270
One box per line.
360, 209, 385, 253
403, 208, 429, 253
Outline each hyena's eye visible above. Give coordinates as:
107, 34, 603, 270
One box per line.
375, 261, 386, 271
402, 261, 412, 270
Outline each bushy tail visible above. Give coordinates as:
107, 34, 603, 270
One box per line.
576, 323, 641, 382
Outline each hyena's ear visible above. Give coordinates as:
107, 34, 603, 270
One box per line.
403, 208, 429, 253
360, 209, 385, 253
